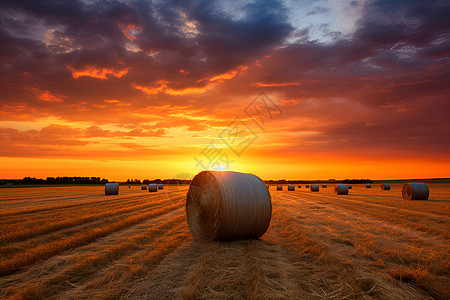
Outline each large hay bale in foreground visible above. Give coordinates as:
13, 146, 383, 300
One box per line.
277, 185, 282, 190
288, 184, 295, 191
141, 185, 147, 190
148, 183, 158, 192
310, 184, 319, 192
381, 183, 390, 190
186, 171, 272, 242
105, 183, 119, 195
335, 184, 348, 195
402, 182, 429, 200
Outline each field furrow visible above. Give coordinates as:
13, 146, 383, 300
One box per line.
0, 206, 187, 299
0, 199, 186, 263
0, 194, 185, 245
14, 217, 187, 299
0, 201, 184, 275
282, 191, 450, 238
272, 191, 449, 299
0, 189, 183, 217
69, 228, 190, 299
266, 205, 434, 299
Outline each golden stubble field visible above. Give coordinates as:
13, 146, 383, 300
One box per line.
0, 183, 449, 299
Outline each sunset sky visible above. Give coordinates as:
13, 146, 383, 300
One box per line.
0, 0, 449, 181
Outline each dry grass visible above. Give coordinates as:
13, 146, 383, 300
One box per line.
0, 184, 449, 299
272, 185, 449, 299
0, 195, 183, 245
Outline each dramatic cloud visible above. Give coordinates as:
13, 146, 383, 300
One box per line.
0, 0, 448, 179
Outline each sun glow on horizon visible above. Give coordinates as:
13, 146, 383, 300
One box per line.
0, 1, 448, 181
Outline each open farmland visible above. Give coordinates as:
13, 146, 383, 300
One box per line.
0, 184, 449, 299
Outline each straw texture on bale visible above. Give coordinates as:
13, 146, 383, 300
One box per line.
148, 183, 158, 192
402, 182, 429, 200
310, 184, 319, 192
186, 171, 272, 242
381, 183, 391, 190
277, 185, 282, 190
105, 183, 119, 195
305, 184, 310, 188
347, 185, 352, 189
366, 184, 371, 188
158, 183, 163, 190
288, 184, 295, 191
322, 184, 327, 188
335, 184, 348, 195
141, 185, 147, 190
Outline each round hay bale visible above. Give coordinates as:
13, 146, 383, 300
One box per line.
366, 184, 371, 188
347, 185, 352, 189
310, 184, 319, 192
322, 184, 327, 188
148, 183, 158, 192
158, 183, 163, 190
277, 185, 282, 190
402, 182, 429, 200
186, 171, 272, 242
288, 184, 295, 191
141, 184, 147, 190
105, 183, 119, 195
335, 184, 348, 195
381, 183, 390, 190
305, 184, 310, 188
298, 185, 301, 188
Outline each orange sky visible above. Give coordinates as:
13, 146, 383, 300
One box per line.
0, 0, 449, 181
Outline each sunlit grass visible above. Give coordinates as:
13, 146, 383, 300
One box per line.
0, 184, 448, 299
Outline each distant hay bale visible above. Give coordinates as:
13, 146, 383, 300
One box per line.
267, 185, 269, 189
305, 184, 310, 188
402, 182, 429, 200
158, 183, 163, 190
288, 184, 295, 191
277, 185, 282, 190
335, 184, 348, 195
148, 183, 158, 192
347, 185, 352, 189
322, 184, 327, 188
366, 184, 371, 188
298, 185, 301, 188
381, 183, 391, 190
105, 183, 119, 195
186, 171, 272, 242
310, 184, 319, 192
141, 184, 147, 190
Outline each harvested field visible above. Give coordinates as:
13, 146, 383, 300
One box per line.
0, 184, 449, 299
